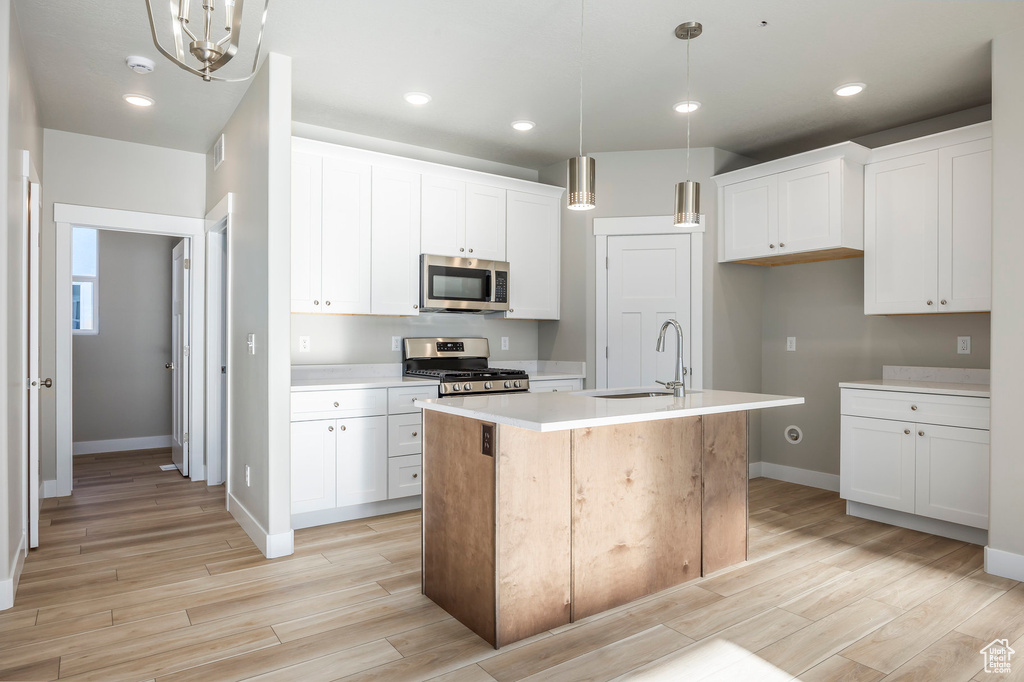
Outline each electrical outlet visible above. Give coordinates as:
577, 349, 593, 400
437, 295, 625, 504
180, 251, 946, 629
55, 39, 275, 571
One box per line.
392, 336, 402, 352
958, 336, 971, 354
501, 337, 509, 351
245, 465, 251, 487
299, 336, 311, 353
786, 337, 797, 352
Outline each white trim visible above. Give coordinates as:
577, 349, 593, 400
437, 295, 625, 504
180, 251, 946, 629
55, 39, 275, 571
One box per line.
595, 222, 704, 391
228, 492, 295, 558
205, 194, 232, 487
848, 500, 988, 546
42, 480, 57, 499
985, 546, 1024, 582
73, 435, 173, 456
292, 497, 422, 530
0, 533, 27, 610
55, 203, 208, 494
712, 140, 872, 186
748, 461, 763, 479
592, 215, 705, 236
865, 121, 991, 165
758, 462, 840, 492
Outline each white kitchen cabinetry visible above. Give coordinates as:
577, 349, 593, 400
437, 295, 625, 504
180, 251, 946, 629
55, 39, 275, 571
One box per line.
506, 191, 560, 320
371, 167, 421, 316
335, 415, 388, 507
840, 385, 990, 534
864, 124, 991, 315
290, 419, 337, 513
291, 153, 372, 314
421, 178, 506, 261
714, 144, 868, 265
530, 378, 582, 393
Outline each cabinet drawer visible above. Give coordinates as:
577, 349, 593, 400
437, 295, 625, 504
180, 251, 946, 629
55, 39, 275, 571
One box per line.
291, 388, 387, 421
530, 379, 582, 393
841, 389, 989, 430
388, 454, 422, 499
388, 385, 438, 414
388, 413, 422, 457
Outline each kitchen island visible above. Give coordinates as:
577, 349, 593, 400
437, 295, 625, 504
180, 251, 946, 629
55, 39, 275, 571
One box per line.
414, 388, 803, 648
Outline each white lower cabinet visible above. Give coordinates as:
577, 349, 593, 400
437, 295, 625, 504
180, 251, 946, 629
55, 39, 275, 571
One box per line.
388, 455, 422, 499
335, 415, 389, 507
840, 387, 990, 530
530, 378, 583, 393
290, 420, 337, 514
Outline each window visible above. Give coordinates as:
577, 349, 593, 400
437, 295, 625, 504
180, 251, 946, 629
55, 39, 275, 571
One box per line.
72, 227, 98, 334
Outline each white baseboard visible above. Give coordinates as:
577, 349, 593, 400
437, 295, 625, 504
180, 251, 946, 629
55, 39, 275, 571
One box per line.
228, 493, 294, 559
73, 435, 173, 455
754, 461, 840, 492
291, 496, 422, 530
748, 461, 763, 479
848, 501, 988, 545
0, 533, 27, 610
985, 546, 1024, 582
42, 479, 58, 499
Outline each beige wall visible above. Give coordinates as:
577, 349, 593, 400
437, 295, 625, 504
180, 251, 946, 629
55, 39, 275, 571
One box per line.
206, 53, 293, 547
40, 130, 206, 482
72, 231, 176, 443
988, 29, 1024, 562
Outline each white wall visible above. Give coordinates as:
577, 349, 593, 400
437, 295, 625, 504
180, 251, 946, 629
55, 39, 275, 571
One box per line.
987, 28, 1024, 576
72, 230, 176, 444
2, 0, 43, 608
206, 53, 293, 557
40, 130, 206, 483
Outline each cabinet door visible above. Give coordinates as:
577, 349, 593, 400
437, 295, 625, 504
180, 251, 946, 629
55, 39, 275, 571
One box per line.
465, 184, 506, 261
506, 191, 560, 320
290, 420, 336, 513
777, 159, 842, 254
321, 158, 371, 314
915, 424, 989, 528
864, 151, 939, 314
291, 152, 323, 313
720, 175, 778, 262
840, 416, 916, 513
420, 175, 465, 258
371, 167, 421, 316
336, 415, 389, 506
938, 139, 992, 313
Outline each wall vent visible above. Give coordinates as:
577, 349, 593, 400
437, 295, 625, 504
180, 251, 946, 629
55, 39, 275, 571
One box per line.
214, 134, 226, 170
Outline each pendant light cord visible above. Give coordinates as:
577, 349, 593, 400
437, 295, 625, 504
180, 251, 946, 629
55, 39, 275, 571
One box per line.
685, 29, 691, 179
579, 0, 585, 158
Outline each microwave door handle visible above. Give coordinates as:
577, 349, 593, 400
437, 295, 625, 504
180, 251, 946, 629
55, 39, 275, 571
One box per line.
484, 271, 493, 301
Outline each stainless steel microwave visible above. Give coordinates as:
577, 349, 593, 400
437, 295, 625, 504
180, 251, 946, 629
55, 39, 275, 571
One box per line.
420, 254, 510, 313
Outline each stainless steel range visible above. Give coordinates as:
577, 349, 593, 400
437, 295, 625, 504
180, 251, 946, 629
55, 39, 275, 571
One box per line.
403, 337, 530, 396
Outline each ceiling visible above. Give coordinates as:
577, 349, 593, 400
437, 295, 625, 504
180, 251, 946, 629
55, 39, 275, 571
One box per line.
14, 1, 1024, 169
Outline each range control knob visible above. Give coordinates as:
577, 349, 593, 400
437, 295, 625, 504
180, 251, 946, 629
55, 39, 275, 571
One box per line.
513, 380, 522, 388
463, 383, 473, 391
503, 381, 511, 389
484, 381, 493, 389
452, 384, 461, 392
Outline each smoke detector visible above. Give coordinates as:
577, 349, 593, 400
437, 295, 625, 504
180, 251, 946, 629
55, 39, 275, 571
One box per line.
125, 56, 156, 75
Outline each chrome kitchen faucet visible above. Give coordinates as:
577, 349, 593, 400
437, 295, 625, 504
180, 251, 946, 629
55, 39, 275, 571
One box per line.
655, 319, 686, 398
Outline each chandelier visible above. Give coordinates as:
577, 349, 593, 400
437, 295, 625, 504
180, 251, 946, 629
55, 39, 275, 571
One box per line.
145, 0, 270, 82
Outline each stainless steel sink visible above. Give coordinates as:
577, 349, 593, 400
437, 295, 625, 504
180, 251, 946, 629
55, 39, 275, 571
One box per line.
594, 391, 674, 399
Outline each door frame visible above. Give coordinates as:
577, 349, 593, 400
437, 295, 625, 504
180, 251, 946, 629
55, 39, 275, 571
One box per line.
205, 194, 232, 489
595, 216, 703, 390
54, 204, 207, 495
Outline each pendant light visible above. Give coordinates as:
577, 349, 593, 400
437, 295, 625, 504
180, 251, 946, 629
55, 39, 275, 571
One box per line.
673, 21, 702, 227
567, 0, 596, 211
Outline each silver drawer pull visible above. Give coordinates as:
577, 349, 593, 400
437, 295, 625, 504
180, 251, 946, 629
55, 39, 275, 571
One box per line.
340, 425, 347, 431
918, 430, 925, 437
412, 431, 418, 437
328, 426, 334, 432
904, 429, 911, 435
910, 405, 918, 411
334, 402, 340, 408
412, 473, 418, 479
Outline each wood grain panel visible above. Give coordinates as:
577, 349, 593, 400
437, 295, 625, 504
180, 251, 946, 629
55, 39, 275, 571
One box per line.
571, 417, 702, 621
422, 411, 498, 646
732, 247, 863, 266
702, 411, 748, 574
496, 424, 572, 646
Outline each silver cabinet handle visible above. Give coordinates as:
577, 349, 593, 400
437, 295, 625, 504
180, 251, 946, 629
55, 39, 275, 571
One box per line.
769, 243, 776, 249
926, 300, 933, 306
328, 426, 334, 432
459, 248, 465, 252
412, 431, 418, 437
918, 430, 925, 437
413, 305, 418, 310
509, 308, 514, 313
333, 402, 339, 407
940, 299, 947, 305
468, 248, 474, 253
904, 429, 911, 435
314, 300, 319, 306
779, 242, 786, 248
911, 405, 918, 411
412, 473, 418, 479
325, 300, 331, 306
340, 425, 347, 431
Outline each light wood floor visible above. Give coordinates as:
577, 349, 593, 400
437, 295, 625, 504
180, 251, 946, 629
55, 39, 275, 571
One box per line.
3, 450, 1022, 681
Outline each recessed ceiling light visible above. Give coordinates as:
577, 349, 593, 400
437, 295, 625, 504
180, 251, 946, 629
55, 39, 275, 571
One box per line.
403, 92, 432, 106
834, 82, 866, 97
673, 100, 701, 114
123, 94, 154, 107
511, 120, 535, 131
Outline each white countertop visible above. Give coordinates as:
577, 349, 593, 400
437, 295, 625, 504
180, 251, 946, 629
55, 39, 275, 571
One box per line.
292, 376, 438, 391
839, 379, 990, 398
415, 388, 803, 433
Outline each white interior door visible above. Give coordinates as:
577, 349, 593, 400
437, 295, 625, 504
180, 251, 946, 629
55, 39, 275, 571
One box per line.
28, 182, 41, 547
606, 234, 692, 389
171, 239, 190, 475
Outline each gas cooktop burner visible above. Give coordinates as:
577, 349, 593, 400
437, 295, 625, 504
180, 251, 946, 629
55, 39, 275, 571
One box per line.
403, 337, 531, 396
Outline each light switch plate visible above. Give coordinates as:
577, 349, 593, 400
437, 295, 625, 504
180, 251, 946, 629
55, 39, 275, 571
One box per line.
247, 333, 256, 355
392, 336, 402, 352
501, 337, 509, 351
958, 336, 971, 354
299, 336, 311, 353
786, 337, 797, 352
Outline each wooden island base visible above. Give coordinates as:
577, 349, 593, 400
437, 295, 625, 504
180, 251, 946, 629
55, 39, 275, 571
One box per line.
421, 410, 748, 648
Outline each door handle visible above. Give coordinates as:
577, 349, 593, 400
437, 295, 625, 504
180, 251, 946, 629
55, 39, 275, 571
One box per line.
30, 378, 53, 388
165, 362, 175, 370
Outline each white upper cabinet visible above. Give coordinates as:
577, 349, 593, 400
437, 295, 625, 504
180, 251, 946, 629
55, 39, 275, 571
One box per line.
421, 178, 506, 261
322, 157, 371, 314
291, 151, 324, 313
714, 143, 867, 265
464, 184, 506, 261
506, 191, 560, 320
864, 124, 991, 315
371, 167, 421, 316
